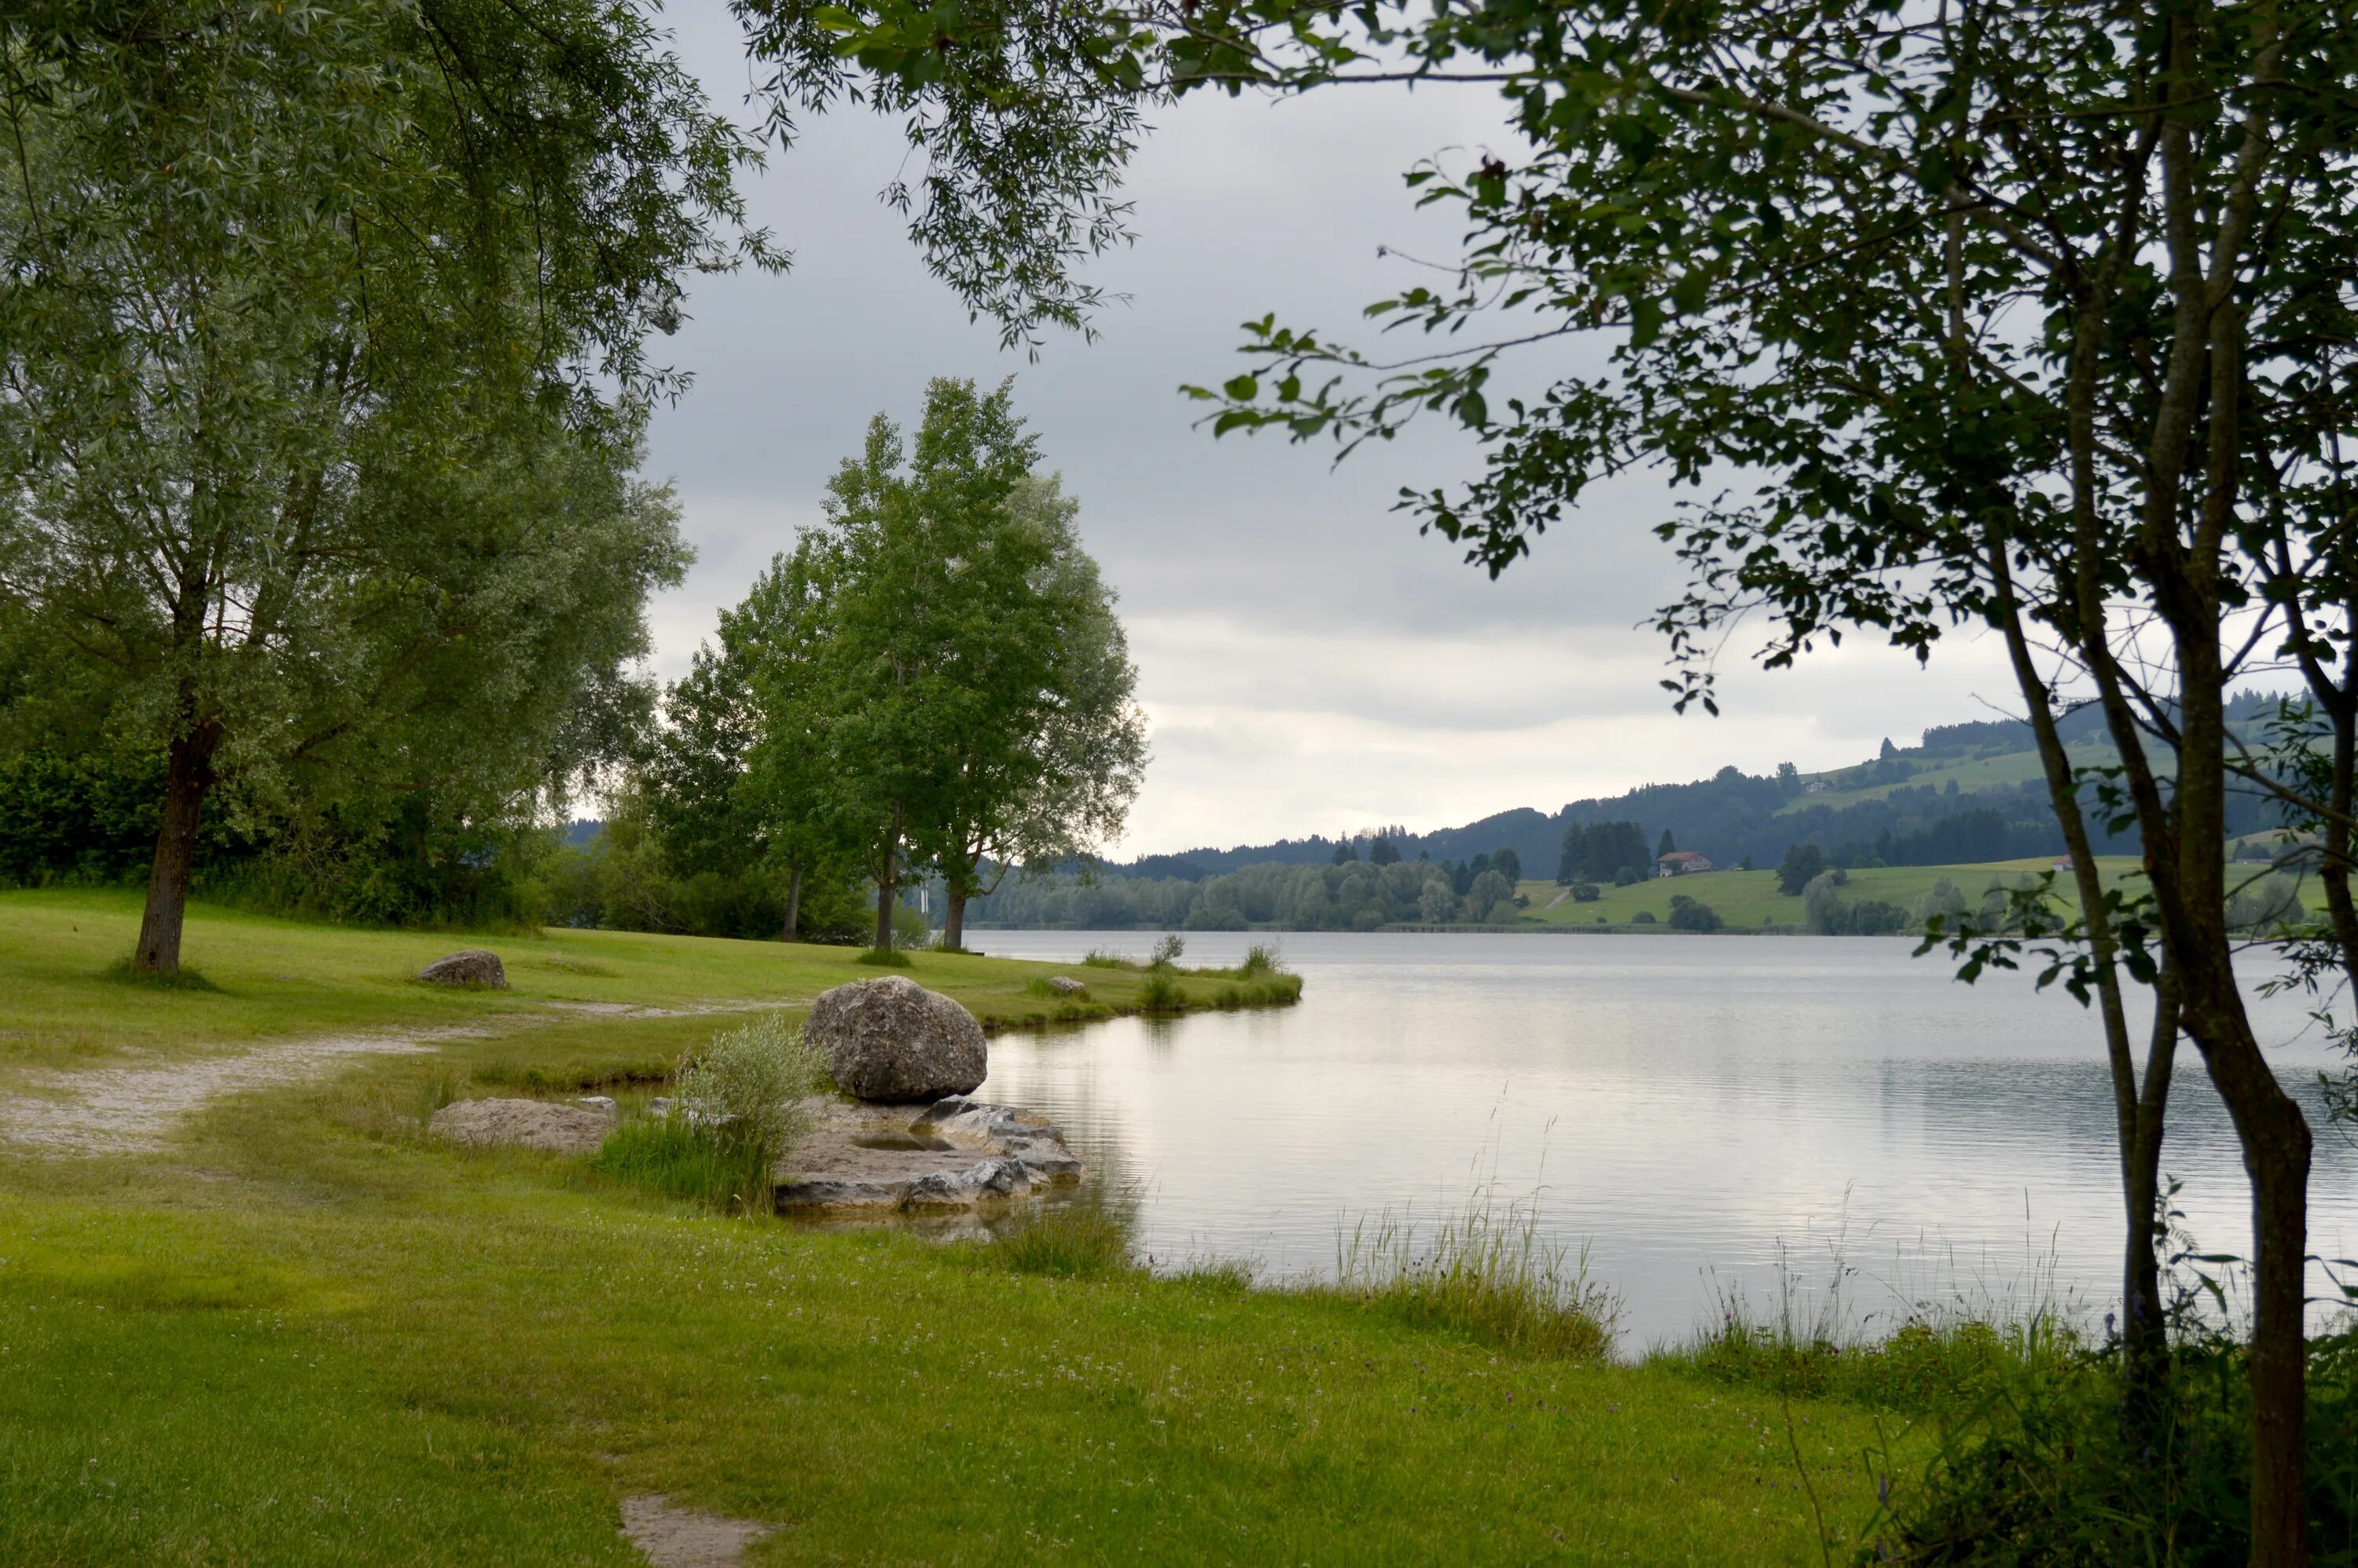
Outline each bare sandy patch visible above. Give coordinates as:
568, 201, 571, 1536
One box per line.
0, 1000, 788, 1157
621, 1493, 777, 1567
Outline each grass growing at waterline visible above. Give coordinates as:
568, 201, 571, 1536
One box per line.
586, 1114, 772, 1212
0, 887, 1298, 1081
980, 1187, 1140, 1279
1331, 1199, 1620, 1361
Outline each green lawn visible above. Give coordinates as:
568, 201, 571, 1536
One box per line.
0, 887, 1292, 1081
0, 890, 1892, 1563
1520, 856, 2150, 931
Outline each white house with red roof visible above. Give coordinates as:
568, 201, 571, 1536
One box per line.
1657, 850, 1715, 877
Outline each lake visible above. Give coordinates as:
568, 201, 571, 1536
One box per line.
968, 930, 2358, 1349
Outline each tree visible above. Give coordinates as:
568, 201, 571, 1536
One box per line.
659, 541, 856, 942
1489, 846, 1522, 887
765, 380, 1142, 953
1368, 835, 1401, 866
782, 380, 1036, 950
1666, 894, 1722, 933
0, 0, 769, 973
926, 471, 1148, 948
1556, 821, 1586, 885
1655, 830, 1677, 862
1881, 738, 1899, 762
1776, 844, 1827, 898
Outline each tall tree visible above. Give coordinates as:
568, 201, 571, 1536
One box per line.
785, 379, 1044, 950
0, 0, 773, 972
927, 472, 1147, 949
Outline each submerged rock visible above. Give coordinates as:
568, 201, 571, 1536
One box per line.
805, 975, 986, 1102
417, 949, 508, 988
428, 1096, 613, 1153
773, 1099, 1083, 1213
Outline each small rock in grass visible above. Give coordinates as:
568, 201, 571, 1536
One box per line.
417, 949, 507, 989
576, 1095, 616, 1112
1046, 975, 1085, 995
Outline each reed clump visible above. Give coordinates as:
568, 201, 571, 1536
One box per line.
1328, 1199, 1618, 1361
587, 1013, 828, 1214
982, 1188, 1139, 1279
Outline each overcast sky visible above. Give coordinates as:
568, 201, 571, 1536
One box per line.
638, 4, 2026, 857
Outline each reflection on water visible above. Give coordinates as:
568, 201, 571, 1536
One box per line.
969, 931, 2358, 1346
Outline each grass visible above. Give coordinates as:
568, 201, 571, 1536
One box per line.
585, 1114, 774, 1213
1515, 856, 2153, 933
0, 891, 1894, 1563
1330, 1199, 1620, 1362
0, 887, 1298, 1081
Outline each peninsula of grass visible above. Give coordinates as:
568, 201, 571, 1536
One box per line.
0, 890, 1896, 1563
0, 887, 1298, 1081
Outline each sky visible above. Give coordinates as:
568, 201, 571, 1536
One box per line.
637, 4, 2027, 857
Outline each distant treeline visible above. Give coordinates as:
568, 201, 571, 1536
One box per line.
971, 853, 1533, 931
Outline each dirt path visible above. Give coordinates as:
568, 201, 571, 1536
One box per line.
0, 1000, 787, 1157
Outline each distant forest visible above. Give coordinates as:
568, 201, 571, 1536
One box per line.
968, 696, 2290, 930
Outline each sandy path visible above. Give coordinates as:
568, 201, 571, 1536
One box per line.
0, 999, 788, 1157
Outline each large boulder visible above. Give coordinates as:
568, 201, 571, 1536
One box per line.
418, 949, 507, 988
806, 975, 986, 1102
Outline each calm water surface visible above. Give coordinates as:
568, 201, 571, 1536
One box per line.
968, 931, 2358, 1346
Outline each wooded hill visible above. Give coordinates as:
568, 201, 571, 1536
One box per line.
1096, 694, 2290, 885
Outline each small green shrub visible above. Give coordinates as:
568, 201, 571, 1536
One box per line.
1081, 947, 1136, 970
854, 946, 912, 968
1138, 971, 1184, 1012
1149, 932, 1185, 968
590, 1013, 829, 1214
1631, 909, 1658, 924
1237, 941, 1283, 976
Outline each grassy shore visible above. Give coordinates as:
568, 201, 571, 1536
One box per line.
0, 888, 1295, 1081
1519, 855, 2151, 932
0, 890, 1893, 1563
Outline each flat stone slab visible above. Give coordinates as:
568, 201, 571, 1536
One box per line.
774, 1097, 1084, 1213
428, 1096, 615, 1153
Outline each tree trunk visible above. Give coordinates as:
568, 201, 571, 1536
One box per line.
943, 886, 966, 951
872, 863, 896, 951
134, 720, 222, 975
2121, 960, 2180, 1422
781, 865, 803, 943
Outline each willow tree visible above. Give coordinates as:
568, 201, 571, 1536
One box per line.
0, 1, 773, 971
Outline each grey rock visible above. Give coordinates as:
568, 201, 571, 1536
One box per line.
1046, 975, 1086, 996
805, 975, 986, 1102
901, 1158, 1032, 1209
428, 1096, 612, 1153
576, 1095, 617, 1112
773, 1177, 909, 1209
417, 949, 508, 988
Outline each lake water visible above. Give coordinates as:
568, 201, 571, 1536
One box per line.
968, 930, 2358, 1349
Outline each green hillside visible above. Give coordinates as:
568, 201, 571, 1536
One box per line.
1518, 857, 2150, 932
